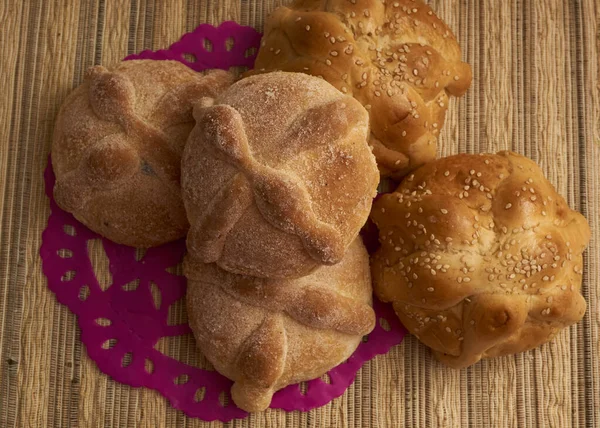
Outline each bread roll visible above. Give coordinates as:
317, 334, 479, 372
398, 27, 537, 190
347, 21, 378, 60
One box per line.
52, 60, 233, 247
251, 0, 472, 179
370, 151, 590, 368
185, 238, 375, 412
182, 71, 379, 279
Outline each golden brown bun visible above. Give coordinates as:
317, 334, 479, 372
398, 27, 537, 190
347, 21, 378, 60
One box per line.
52, 60, 233, 247
182, 71, 379, 279
250, 0, 472, 179
185, 238, 375, 412
370, 151, 590, 368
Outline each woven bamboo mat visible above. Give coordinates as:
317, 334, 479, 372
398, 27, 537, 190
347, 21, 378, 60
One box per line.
0, 0, 598, 427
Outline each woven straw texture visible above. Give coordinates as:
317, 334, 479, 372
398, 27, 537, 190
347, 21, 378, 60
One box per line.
0, 0, 599, 427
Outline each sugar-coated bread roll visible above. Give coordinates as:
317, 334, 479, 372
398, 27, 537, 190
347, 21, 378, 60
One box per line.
251, 0, 472, 179
185, 238, 375, 412
371, 151, 590, 368
182, 71, 379, 279
52, 60, 233, 247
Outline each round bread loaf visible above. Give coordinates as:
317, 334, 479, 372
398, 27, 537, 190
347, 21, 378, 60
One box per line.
185, 237, 375, 412
52, 60, 233, 247
251, 0, 472, 179
370, 151, 590, 368
182, 71, 379, 279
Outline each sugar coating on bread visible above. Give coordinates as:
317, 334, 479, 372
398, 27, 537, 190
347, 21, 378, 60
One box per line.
371, 151, 590, 368
251, 0, 472, 178
185, 238, 375, 412
182, 71, 379, 279
52, 60, 233, 247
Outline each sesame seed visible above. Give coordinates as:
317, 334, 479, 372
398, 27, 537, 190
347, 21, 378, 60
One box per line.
427, 287, 434, 292
505, 203, 512, 209
413, 68, 419, 76
295, 17, 302, 21
441, 209, 448, 214
305, 25, 311, 31
330, 50, 338, 56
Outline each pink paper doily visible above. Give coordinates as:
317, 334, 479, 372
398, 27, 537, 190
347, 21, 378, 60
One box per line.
41, 22, 406, 422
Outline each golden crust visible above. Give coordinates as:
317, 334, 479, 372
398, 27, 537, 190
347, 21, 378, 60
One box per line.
185, 238, 375, 412
182, 71, 379, 279
52, 60, 233, 247
250, 0, 472, 178
371, 151, 590, 368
